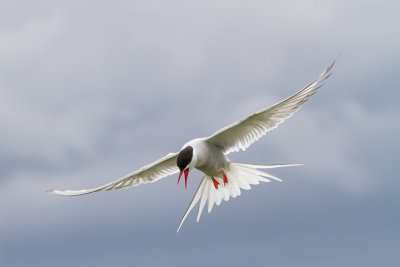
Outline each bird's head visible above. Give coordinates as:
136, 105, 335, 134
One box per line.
176, 145, 195, 188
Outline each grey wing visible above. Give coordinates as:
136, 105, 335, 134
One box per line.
206, 60, 335, 155
48, 152, 179, 196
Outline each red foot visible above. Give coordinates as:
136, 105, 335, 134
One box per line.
223, 172, 228, 184
212, 177, 219, 189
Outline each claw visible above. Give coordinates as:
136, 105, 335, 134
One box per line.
223, 172, 228, 184
212, 177, 219, 189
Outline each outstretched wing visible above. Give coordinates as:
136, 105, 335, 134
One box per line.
206, 61, 335, 155
48, 152, 179, 196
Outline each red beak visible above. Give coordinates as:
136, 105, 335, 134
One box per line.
177, 168, 190, 189
184, 168, 189, 189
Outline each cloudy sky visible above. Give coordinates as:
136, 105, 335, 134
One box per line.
1, 0, 399, 266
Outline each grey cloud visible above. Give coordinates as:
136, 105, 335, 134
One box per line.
1, 0, 399, 266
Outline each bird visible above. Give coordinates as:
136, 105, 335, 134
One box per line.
48, 60, 335, 232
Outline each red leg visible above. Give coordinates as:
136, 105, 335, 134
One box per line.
212, 177, 219, 189
223, 172, 228, 184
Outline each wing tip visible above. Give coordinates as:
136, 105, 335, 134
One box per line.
46, 189, 59, 194
177, 222, 183, 233
46, 189, 71, 196
46, 188, 94, 196
46, 189, 69, 196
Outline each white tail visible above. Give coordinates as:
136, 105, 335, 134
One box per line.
177, 162, 302, 232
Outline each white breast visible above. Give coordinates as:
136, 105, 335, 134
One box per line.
184, 138, 229, 176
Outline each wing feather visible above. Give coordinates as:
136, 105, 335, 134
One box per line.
206, 61, 334, 154
48, 152, 179, 196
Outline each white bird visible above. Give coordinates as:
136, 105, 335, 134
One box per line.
49, 60, 334, 232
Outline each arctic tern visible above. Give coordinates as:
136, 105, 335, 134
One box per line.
49, 60, 335, 232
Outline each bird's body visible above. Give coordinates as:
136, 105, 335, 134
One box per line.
184, 138, 228, 176
49, 60, 335, 231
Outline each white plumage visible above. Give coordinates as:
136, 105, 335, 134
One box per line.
177, 162, 302, 232
48, 60, 334, 231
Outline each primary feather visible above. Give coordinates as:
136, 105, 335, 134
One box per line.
206, 60, 334, 154
48, 152, 179, 196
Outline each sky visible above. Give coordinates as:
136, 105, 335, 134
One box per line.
1, 0, 399, 266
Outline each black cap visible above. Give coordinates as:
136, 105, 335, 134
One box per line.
176, 146, 193, 171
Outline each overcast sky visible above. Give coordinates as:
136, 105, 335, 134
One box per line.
1, 0, 399, 266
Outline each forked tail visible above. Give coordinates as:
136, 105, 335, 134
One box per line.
177, 162, 302, 232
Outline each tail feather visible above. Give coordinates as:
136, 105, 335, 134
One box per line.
207, 182, 215, 213
234, 163, 303, 169
197, 181, 209, 221
240, 167, 282, 182
177, 162, 301, 232
177, 177, 207, 232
